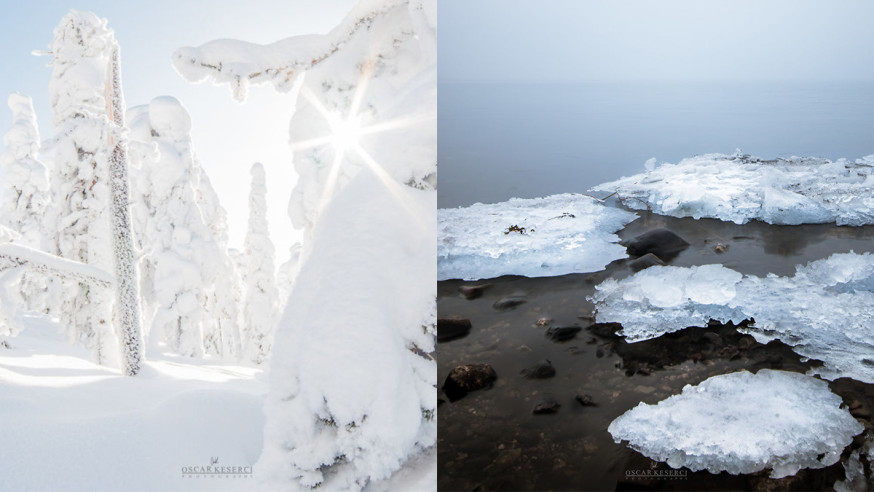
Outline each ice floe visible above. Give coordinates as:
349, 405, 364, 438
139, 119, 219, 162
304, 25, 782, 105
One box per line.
593, 152, 874, 225
438, 194, 637, 280
609, 370, 863, 478
592, 252, 874, 383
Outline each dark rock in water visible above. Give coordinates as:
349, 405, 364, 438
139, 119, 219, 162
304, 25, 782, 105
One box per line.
623, 228, 689, 260
575, 394, 596, 407
459, 284, 491, 300
533, 397, 560, 415
437, 398, 445, 407
545, 325, 582, 342
443, 363, 497, 401
493, 296, 527, 311
628, 252, 666, 272
588, 322, 622, 338
437, 317, 472, 342
521, 360, 555, 379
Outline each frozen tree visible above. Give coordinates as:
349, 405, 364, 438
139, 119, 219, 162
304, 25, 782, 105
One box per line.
1, 94, 50, 249
276, 242, 302, 308
127, 95, 239, 358
0, 94, 52, 314
242, 162, 279, 364
47, 10, 119, 367
174, 0, 437, 488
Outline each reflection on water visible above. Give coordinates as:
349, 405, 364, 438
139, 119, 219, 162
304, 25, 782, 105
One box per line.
438, 81, 874, 209
437, 216, 874, 491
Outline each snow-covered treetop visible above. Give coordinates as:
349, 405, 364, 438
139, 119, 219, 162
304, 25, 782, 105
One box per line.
172, 0, 435, 102
3, 94, 40, 160
148, 95, 192, 141
47, 9, 116, 126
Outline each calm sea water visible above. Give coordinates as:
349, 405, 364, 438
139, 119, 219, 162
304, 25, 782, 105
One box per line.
438, 81, 874, 209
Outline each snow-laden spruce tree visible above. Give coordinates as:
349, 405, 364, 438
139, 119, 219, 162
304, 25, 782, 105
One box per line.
47, 10, 143, 374
174, 0, 436, 488
243, 162, 279, 364
48, 10, 120, 367
0, 94, 52, 314
1, 94, 50, 249
127, 95, 239, 358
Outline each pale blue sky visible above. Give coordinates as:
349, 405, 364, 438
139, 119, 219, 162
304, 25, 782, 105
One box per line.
439, 0, 874, 83
0, 0, 356, 256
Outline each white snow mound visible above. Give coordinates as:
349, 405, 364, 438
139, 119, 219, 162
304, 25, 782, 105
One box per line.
438, 194, 637, 280
609, 370, 863, 478
592, 252, 874, 383
593, 152, 874, 225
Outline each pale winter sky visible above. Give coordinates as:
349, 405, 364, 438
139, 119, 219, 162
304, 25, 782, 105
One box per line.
439, 0, 874, 83
0, 0, 356, 260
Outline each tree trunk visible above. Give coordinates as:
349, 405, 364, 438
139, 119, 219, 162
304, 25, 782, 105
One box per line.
106, 45, 144, 376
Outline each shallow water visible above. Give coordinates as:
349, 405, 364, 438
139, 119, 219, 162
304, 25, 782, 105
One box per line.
437, 213, 874, 491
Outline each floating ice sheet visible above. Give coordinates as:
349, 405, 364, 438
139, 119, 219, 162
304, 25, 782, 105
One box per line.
438, 194, 637, 280
593, 153, 874, 225
592, 252, 874, 383
609, 370, 863, 478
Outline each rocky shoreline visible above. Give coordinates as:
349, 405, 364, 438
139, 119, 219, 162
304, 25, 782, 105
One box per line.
437, 212, 874, 491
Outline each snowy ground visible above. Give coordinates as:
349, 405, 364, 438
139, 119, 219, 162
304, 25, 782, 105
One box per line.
0, 315, 434, 491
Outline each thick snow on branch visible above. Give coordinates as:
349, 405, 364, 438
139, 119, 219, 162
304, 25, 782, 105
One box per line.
171, 0, 429, 102
593, 152, 874, 225
0, 243, 113, 288
592, 252, 874, 383
609, 370, 862, 478
438, 194, 637, 280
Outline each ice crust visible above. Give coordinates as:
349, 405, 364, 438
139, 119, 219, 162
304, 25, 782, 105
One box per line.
593, 153, 874, 225
608, 370, 863, 478
592, 252, 874, 383
438, 194, 638, 280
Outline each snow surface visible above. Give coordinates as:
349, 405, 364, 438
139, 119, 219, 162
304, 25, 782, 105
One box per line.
609, 370, 863, 478
592, 252, 874, 383
593, 152, 874, 225
438, 194, 637, 280
0, 314, 266, 491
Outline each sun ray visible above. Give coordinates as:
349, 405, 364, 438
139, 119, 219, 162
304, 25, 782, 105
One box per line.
288, 135, 335, 153
352, 144, 430, 235
314, 147, 347, 219
358, 112, 436, 137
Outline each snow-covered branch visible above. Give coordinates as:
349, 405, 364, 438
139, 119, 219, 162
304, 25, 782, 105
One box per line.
0, 243, 114, 288
171, 0, 412, 102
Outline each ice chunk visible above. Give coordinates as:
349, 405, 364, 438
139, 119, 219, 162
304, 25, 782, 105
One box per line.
438, 194, 637, 280
593, 153, 874, 225
609, 370, 863, 478
592, 252, 874, 383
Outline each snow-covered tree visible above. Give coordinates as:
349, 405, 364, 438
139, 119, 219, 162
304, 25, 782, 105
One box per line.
1, 94, 52, 314
128, 95, 239, 358
276, 242, 302, 308
242, 162, 279, 364
48, 10, 119, 366
1, 94, 50, 249
174, 0, 437, 488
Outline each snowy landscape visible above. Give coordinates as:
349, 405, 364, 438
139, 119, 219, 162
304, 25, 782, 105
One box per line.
1, 0, 435, 490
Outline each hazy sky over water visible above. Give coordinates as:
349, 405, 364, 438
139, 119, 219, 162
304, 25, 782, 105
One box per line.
439, 0, 874, 83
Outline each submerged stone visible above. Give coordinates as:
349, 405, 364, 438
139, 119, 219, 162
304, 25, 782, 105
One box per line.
443, 363, 497, 402
623, 228, 689, 259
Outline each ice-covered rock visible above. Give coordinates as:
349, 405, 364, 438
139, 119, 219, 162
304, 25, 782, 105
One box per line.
592, 252, 874, 383
438, 194, 637, 280
609, 370, 863, 478
593, 152, 874, 225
